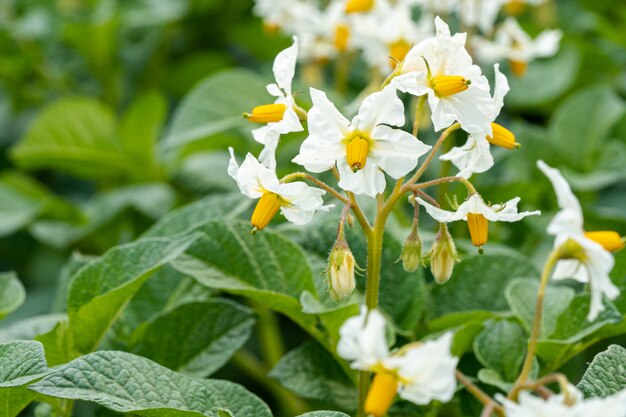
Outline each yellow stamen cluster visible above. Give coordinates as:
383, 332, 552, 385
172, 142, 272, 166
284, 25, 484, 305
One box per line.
467, 213, 489, 248
346, 136, 370, 172
251, 192, 282, 231
504, 0, 527, 16
431, 75, 471, 97
487, 123, 519, 149
345, 0, 374, 13
244, 103, 287, 123
334, 24, 350, 52
585, 231, 625, 252
509, 60, 528, 77
365, 372, 398, 417
389, 39, 411, 69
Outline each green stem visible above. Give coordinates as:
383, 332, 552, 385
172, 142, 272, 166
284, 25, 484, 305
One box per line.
412, 96, 427, 137
412, 176, 477, 195
509, 248, 562, 400
456, 371, 504, 417
281, 172, 351, 205
254, 302, 285, 367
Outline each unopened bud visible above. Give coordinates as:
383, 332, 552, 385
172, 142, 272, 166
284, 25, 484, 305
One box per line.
400, 229, 424, 272
428, 224, 460, 284
328, 239, 356, 301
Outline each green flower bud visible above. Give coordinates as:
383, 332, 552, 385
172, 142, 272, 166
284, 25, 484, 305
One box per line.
328, 239, 356, 301
400, 229, 424, 272
428, 224, 459, 284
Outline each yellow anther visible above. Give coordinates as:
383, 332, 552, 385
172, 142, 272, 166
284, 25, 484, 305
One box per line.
389, 39, 411, 69
509, 59, 528, 77
251, 192, 282, 231
504, 0, 527, 16
263, 22, 280, 34
334, 24, 350, 52
346, 136, 369, 172
430, 75, 471, 97
244, 103, 287, 123
467, 213, 489, 248
365, 372, 398, 417
585, 231, 625, 252
345, 0, 374, 13
487, 123, 519, 149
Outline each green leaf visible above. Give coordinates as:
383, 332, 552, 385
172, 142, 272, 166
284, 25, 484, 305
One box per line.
217, 410, 235, 417
161, 69, 268, 151
143, 193, 251, 239
577, 345, 626, 398
0, 272, 25, 320
132, 300, 255, 377
428, 311, 494, 357
29, 351, 272, 417
0, 341, 48, 417
11, 97, 145, 180
0, 314, 66, 343
300, 291, 360, 347
68, 235, 199, 353
505, 278, 575, 338
296, 413, 350, 417
270, 341, 357, 411
473, 320, 527, 382
171, 220, 321, 341
549, 85, 625, 170
429, 254, 538, 317
120, 90, 167, 166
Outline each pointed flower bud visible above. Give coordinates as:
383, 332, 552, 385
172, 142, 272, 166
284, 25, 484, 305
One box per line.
487, 123, 519, 149
328, 239, 356, 301
428, 224, 460, 284
400, 229, 424, 272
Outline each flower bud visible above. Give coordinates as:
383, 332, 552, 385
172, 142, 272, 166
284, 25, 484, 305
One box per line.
328, 239, 356, 301
400, 229, 424, 272
428, 224, 459, 284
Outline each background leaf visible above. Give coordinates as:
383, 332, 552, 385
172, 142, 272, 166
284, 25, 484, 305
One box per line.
577, 345, 626, 398
0, 272, 25, 320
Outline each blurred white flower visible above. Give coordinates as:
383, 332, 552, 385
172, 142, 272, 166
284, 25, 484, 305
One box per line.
473, 18, 562, 76
459, 0, 506, 33
537, 160, 622, 321
337, 306, 389, 370
293, 86, 431, 197
392, 17, 495, 136
227, 148, 327, 230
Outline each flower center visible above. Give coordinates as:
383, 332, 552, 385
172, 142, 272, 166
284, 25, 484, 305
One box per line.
251, 192, 282, 231
430, 75, 471, 97
365, 372, 398, 417
509, 59, 528, 77
244, 103, 287, 123
585, 231, 625, 252
487, 123, 519, 149
504, 0, 526, 15
334, 24, 350, 52
388, 39, 411, 69
346, 136, 370, 172
467, 213, 489, 248
345, 0, 374, 13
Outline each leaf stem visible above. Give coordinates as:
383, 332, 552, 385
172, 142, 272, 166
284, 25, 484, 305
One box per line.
456, 370, 505, 417
281, 172, 351, 205
411, 176, 477, 195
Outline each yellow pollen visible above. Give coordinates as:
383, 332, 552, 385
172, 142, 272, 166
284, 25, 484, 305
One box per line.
345, 0, 374, 13
430, 75, 471, 97
509, 60, 528, 77
487, 123, 519, 149
251, 192, 282, 231
346, 136, 369, 172
388, 39, 411, 69
263, 22, 280, 34
467, 213, 489, 248
504, 0, 527, 16
334, 24, 350, 52
365, 372, 398, 417
585, 231, 625, 252
244, 103, 287, 123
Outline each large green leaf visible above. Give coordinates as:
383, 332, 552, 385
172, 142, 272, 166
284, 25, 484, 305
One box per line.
0, 314, 66, 343
0, 341, 48, 417
11, 97, 145, 180
29, 351, 272, 417
429, 254, 538, 317
473, 320, 527, 382
132, 300, 255, 377
0, 272, 25, 320
297, 413, 350, 417
161, 69, 268, 151
67, 235, 199, 354
270, 341, 357, 411
577, 345, 626, 398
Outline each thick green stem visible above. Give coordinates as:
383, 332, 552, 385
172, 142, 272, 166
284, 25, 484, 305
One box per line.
254, 302, 285, 367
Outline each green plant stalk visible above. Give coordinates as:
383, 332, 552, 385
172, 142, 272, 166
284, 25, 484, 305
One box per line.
254, 302, 285, 367
509, 248, 562, 400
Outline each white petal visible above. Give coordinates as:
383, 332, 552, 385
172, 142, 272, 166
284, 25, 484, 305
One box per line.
337, 307, 389, 371
266, 83, 283, 98
532, 30, 562, 58
275, 106, 303, 133
369, 125, 431, 179
277, 181, 326, 225
256, 129, 280, 171
307, 87, 351, 139
415, 196, 468, 223
337, 160, 386, 198
491, 63, 510, 120
392, 72, 430, 97
352, 85, 405, 132
440, 134, 494, 178
537, 160, 584, 232
228, 149, 279, 198
273, 36, 298, 96
292, 134, 344, 173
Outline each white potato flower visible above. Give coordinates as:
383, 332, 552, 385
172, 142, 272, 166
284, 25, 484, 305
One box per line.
537, 160, 623, 321
227, 148, 328, 231
293, 85, 431, 197
337, 306, 389, 370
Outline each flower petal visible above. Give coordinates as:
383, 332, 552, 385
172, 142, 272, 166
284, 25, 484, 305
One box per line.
337, 159, 386, 197
352, 85, 406, 132
369, 125, 431, 179
273, 36, 298, 96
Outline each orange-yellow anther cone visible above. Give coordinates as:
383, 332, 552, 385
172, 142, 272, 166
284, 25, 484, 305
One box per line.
585, 231, 625, 252
345, 0, 374, 13
389, 40, 411, 69
467, 213, 489, 248
365, 372, 398, 417
346, 136, 369, 172
509, 59, 528, 77
334, 24, 350, 52
251, 192, 282, 231
245, 104, 287, 123
487, 123, 518, 149
504, 0, 527, 16
431, 75, 471, 97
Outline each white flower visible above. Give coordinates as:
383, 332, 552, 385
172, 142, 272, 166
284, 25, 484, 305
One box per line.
227, 148, 327, 230
392, 17, 495, 136
440, 63, 511, 178
459, 0, 506, 33
293, 86, 431, 197
473, 18, 562, 75
383, 332, 458, 405
337, 306, 389, 370
248, 36, 304, 170
537, 160, 620, 321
